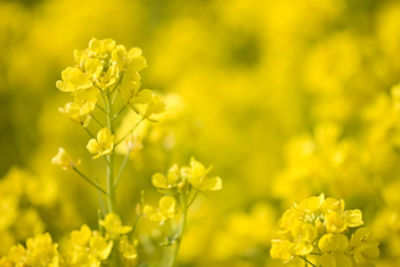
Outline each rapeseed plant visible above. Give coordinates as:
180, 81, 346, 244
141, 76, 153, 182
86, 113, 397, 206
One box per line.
0, 38, 221, 267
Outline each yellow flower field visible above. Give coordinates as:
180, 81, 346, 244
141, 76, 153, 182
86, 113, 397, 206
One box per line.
0, 0, 400, 266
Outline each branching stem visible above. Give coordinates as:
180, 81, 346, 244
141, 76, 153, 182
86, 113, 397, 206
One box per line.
72, 166, 107, 195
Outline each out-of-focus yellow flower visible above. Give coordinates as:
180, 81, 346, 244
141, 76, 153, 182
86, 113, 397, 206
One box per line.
51, 147, 80, 170
58, 102, 91, 127
88, 38, 116, 59
119, 236, 138, 260
270, 194, 377, 266
317, 234, 353, 267
87, 128, 114, 159
152, 164, 180, 190
64, 224, 113, 266
90, 235, 114, 261
142, 94, 166, 119
181, 157, 222, 192
348, 227, 380, 265
99, 213, 132, 239
56, 67, 93, 93
1, 233, 60, 267
143, 195, 176, 224
270, 239, 295, 263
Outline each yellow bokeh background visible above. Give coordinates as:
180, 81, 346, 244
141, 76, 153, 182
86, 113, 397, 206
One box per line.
1, 0, 400, 266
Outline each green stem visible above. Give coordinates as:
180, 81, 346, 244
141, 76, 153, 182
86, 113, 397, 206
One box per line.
300, 256, 316, 267
91, 115, 104, 128
114, 149, 131, 188
83, 127, 95, 138
115, 117, 145, 146
72, 166, 107, 195
106, 90, 116, 213
168, 194, 188, 267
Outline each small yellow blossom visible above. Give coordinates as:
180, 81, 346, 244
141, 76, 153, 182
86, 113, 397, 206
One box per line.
88, 38, 116, 58
143, 195, 176, 224
65, 224, 113, 266
87, 128, 115, 159
2, 233, 61, 267
348, 227, 380, 265
99, 213, 132, 239
56, 66, 93, 93
270, 194, 377, 266
119, 236, 138, 260
181, 157, 222, 191
51, 147, 80, 170
58, 102, 91, 127
152, 164, 180, 190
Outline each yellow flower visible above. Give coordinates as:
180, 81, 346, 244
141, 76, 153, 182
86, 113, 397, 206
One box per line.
65, 224, 113, 266
88, 38, 116, 58
270, 239, 294, 263
142, 94, 166, 118
348, 228, 380, 265
51, 147, 79, 170
131, 88, 153, 105
99, 213, 132, 239
322, 197, 345, 213
119, 236, 138, 260
344, 209, 363, 227
70, 224, 92, 247
181, 157, 222, 191
325, 211, 347, 233
96, 63, 119, 91
111, 44, 128, 70
73, 87, 98, 115
25, 233, 60, 267
297, 193, 325, 213
290, 221, 317, 242
152, 164, 180, 189
119, 71, 141, 102
143, 196, 176, 224
83, 57, 104, 81
56, 67, 92, 93
319, 233, 349, 253
89, 235, 113, 261
58, 102, 91, 127
270, 194, 375, 265
126, 47, 147, 72
325, 209, 363, 233
87, 128, 115, 159
318, 234, 352, 267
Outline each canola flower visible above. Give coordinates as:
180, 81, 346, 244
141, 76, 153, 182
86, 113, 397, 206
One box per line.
0, 38, 224, 266
270, 194, 379, 266
2, 0, 400, 265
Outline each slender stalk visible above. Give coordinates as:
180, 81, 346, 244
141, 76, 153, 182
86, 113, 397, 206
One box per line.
114, 149, 131, 188
113, 105, 127, 120
106, 90, 116, 213
72, 166, 107, 195
300, 256, 316, 267
84, 127, 95, 138
97, 104, 107, 114
91, 115, 104, 128
115, 117, 145, 146
168, 194, 188, 267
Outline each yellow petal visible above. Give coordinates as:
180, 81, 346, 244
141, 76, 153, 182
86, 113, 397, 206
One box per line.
200, 176, 222, 191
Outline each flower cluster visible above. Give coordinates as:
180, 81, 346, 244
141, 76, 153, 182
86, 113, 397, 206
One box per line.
56, 38, 163, 126
151, 157, 222, 193
270, 194, 379, 266
141, 157, 222, 264
144, 157, 222, 225
0, 213, 137, 266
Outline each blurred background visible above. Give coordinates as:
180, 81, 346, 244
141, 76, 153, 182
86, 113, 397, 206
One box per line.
1, 0, 400, 266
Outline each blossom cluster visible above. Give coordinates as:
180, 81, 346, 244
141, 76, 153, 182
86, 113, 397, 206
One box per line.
0, 213, 137, 266
270, 194, 379, 266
